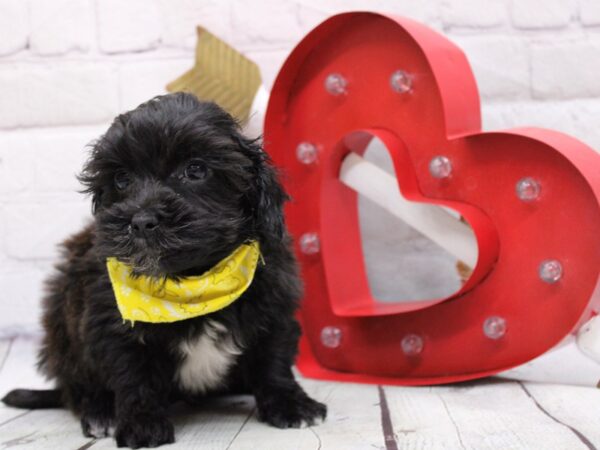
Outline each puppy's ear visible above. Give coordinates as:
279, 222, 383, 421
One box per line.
77, 141, 106, 216
89, 189, 102, 215
78, 116, 127, 215
234, 133, 288, 240
78, 167, 102, 215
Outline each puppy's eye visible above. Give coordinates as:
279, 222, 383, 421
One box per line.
184, 162, 208, 181
114, 171, 130, 191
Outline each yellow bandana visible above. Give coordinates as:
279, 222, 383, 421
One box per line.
106, 242, 260, 324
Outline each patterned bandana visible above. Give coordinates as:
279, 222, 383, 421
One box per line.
106, 241, 260, 325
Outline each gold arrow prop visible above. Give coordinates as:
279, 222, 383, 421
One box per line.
167, 27, 262, 124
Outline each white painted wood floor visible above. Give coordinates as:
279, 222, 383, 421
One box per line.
1, 337, 599, 450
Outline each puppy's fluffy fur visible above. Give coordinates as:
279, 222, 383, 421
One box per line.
2, 93, 326, 448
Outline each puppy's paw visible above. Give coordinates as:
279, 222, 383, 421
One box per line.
257, 392, 327, 429
81, 412, 115, 438
114, 414, 174, 449
81, 397, 116, 439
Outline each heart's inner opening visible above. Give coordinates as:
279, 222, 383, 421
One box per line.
348, 137, 477, 304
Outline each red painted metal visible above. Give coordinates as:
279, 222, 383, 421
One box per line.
264, 12, 600, 385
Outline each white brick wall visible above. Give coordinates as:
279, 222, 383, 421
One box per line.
1, 0, 599, 334
442, 0, 507, 28
30, 0, 94, 55
511, 0, 576, 29
97, 0, 162, 53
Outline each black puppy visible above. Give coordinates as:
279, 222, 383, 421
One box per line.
2, 93, 326, 448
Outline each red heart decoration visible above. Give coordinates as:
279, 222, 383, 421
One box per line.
264, 12, 600, 385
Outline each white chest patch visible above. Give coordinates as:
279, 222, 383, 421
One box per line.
175, 321, 242, 394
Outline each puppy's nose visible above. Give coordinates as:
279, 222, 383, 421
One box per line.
131, 212, 159, 235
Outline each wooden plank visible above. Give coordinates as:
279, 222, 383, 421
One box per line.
0, 408, 92, 449
384, 383, 464, 449
0, 339, 29, 427
385, 379, 587, 449
226, 409, 322, 450
0, 336, 51, 394
170, 396, 255, 450
228, 376, 382, 450
0, 337, 29, 431
0, 337, 56, 430
0, 339, 11, 375
521, 381, 600, 448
